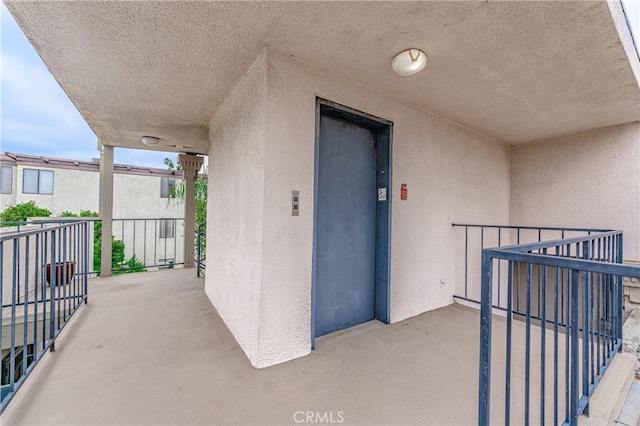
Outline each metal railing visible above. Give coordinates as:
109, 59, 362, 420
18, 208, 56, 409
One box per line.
6, 218, 186, 275
474, 228, 640, 425
0, 221, 89, 412
452, 224, 612, 308
111, 218, 185, 273
196, 223, 206, 278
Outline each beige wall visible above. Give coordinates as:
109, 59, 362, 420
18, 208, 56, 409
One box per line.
1, 165, 183, 219
206, 50, 511, 368
207, 51, 268, 364
510, 122, 640, 262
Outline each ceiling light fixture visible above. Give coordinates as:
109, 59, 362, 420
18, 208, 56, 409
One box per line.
141, 136, 159, 146
391, 48, 427, 76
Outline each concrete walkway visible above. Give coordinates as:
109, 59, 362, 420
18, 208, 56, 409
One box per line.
0, 269, 635, 425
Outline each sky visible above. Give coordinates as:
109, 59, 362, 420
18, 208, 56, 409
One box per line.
0, 3, 172, 168
1, 1, 639, 169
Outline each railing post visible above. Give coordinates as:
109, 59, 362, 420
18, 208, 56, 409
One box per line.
84, 221, 89, 303
582, 243, 591, 416
50, 229, 57, 352
479, 250, 493, 425
617, 234, 623, 344
196, 225, 202, 278
569, 268, 580, 426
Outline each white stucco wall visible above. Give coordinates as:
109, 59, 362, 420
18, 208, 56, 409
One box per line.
510, 122, 640, 262
13, 166, 99, 215
206, 51, 268, 364
2, 165, 183, 219
207, 50, 511, 368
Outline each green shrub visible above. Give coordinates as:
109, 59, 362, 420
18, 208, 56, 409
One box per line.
0, 201, 51, 225
114, 255, 146, 275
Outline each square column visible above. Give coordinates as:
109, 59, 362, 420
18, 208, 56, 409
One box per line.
178, 154, 204, 268
99, 144, 114, 277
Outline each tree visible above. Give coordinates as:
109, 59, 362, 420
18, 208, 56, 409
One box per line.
0, 201, 51, 225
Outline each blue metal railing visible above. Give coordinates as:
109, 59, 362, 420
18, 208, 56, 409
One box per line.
452, 224, 612, 308
196, 223, 206, 278
10, 218, 186, 275
0, 221, 90, 412
474, 228, 640, 425
111, 218, 185, 273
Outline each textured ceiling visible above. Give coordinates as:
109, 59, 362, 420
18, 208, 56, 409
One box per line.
6, 1, 640, 153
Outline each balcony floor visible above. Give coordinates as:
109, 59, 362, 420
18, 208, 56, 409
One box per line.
0, 269, 634, 425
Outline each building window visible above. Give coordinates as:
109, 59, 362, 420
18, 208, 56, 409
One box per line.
161, 177, 176, 198
159, 219, 175, 239
22, 169, 54, 194
0, 166, 12, 194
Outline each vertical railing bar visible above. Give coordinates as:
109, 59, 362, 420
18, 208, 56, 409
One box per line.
538, 251, 542, 318
516, 261, 521, 313
197, 225, 201, 278
84, 222, 89, 303
505, 261, 513, 425
525, 262, 532, 426
22, 235, 30, 378
63, 227, 68, 321
133, 219, 136, 263
120, 219, 125, 271
569, 268, 580, 426
617, 234, 623, 346
74, 225, 79, 306
554, 251, 560, 426
582, 242, 590, 416
173, 219, 177, 264
478, 251, 493, 426
597, 238, 602, 373
540, 252, 547, 424
565, 266, 570, 423
465, 226, 468, 299
34, 233, 39, 361
17, 236, 21, 306
9, 238, 18, 390
497, 227, 501, 307
590, 240, 595, 385
42, 232, 48, 353
144, 219, 147, 268
606, 237, 612, 355
154, 219, 158, 267
56, 229, 61, 329
74, 224, 78, 306
50, 228, 56, 352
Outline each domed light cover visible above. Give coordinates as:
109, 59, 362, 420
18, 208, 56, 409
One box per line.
391, 48, 427, 76
141, 136, 160, 146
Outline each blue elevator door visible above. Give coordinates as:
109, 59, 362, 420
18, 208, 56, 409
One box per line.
315, 115, 377, 337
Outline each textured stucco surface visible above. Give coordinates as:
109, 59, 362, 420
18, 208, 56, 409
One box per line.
1, 165, 183, 219
510, 122, 640, 261
208, 50, 510, 368
5, 1, 639, 151
206, 52, 268, 365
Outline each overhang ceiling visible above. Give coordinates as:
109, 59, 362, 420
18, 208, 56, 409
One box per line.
5, 1, 640, 153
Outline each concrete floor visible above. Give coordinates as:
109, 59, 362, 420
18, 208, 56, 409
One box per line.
0, 269, 635, 425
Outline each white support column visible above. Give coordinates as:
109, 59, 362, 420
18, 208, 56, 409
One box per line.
178, 154, 204, 268
99, 144, 114, 277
